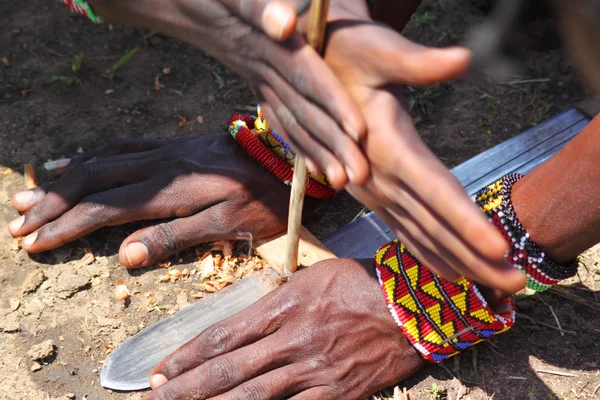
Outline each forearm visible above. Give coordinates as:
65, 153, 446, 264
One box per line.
88, 0, 198, 43
512, 115, 600, 264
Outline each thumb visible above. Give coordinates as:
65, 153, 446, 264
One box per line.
375, 34, 472, 86
222, 0, 298, 41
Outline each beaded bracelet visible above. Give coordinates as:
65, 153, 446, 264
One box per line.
60, 0, 103, 23
253, 106, 332, 187
375, 240, 515, 363
475, 174, 578, 292
228, 113, 336, 200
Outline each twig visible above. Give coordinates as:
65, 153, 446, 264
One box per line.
535, 369, 577, 377
537, 297, 565, 336
507, 376, 527, 380
517, 313, 577, 335
505, 78, 551, 85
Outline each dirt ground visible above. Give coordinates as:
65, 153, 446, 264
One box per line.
1, 0, 599, 399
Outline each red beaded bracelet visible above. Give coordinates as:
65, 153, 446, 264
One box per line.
228, 114, 336, 200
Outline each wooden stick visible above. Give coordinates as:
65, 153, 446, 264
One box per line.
284, 0, 331, 276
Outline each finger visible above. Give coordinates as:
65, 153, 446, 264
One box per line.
261, 34, 367, 147
259, 88, 348, 189
11, 184, 51, 213
385, 201, 526, 292
259, 67, 370, 186
149, 338, 298, 400
47, 138, 183, 175
345, 185, 461, 281
221, 0, 299, 41
365, 86, 510, 266
362, 28, 472, 86
18, 174, 219, 254
211, 364, 312, 400
368, 172, 523, 285
9, 159, 151, 238
288, 387, 338, 400
150, 288, 299, 383
118, 203, 240, 269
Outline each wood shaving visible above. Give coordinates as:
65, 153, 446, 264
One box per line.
155, 75, 165, 91
24, 164, 37, 189
114, 278, 130, 300
77, 248, 95, 266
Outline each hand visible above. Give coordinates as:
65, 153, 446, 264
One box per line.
91, 0, 368, 188
316, 2, 526, 292
8, 134, 291, 268
146, 258, 425, 399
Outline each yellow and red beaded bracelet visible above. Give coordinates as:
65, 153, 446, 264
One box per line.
228, 112, 336, 200
375, 240, 515, 363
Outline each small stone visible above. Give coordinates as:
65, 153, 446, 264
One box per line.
28, 339, 55, 361
0, 313, 20, 332
54, 271, 90, 299
30, 362, 42, 372
9, 298, 20, 311
1, 57, 9, 67
20, 270, 46, 294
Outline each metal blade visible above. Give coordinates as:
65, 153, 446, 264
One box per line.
100, 271, 281, 391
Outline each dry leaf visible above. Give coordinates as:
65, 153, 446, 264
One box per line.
76, 147, 84, 153
177, 115, 188, 128
103, 345, 114, 354
2, 168, 13, 175
1, 57, 9, 67
105, 89, 114, 95
158, 274, 170, 282
191, 292, 204, 299
182, 268, 190, 278
24, 164, 37, 189
196, 116, 204, 124
204, 282, 219, 293
158, 261, 172, 268
21, 89, 34, 97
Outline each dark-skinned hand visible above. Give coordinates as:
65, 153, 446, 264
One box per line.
284, 0, 524, 293
8, 133, 291, 268
146, 257, 425, 399
91, 0, 368, 188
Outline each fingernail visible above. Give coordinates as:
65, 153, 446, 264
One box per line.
149, 373, 168, 389
22, 231, 38, 247
8, 216, 25, 234
125, 242, 149, 268
343, 121, 360, 142
263, 2, 292, 40
44, 158, 71, 171
14, 190, 34, 206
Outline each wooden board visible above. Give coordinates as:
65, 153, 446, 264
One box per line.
323, 108, 589, 260
254, 226, 337, 275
